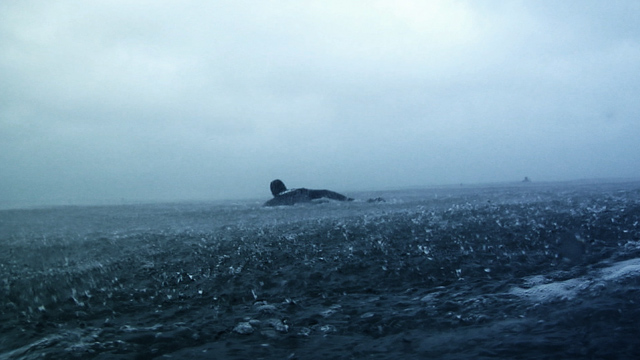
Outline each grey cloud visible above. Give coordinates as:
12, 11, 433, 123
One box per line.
1, 1, 639, 207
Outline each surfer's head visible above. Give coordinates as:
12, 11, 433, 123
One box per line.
270, 179, 287, 197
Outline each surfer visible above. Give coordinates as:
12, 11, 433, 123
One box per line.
264, 179, 353, 206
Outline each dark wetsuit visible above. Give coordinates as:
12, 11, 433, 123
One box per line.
264, 179, 353, 206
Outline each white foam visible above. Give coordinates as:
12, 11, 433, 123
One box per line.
510, 257, 640, 303
509, 278, 589, 303
600, 258, 640, 281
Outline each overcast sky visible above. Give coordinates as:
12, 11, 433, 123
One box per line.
1, 1, 639, 207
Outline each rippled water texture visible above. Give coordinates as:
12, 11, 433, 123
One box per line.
1, 181, 640, 359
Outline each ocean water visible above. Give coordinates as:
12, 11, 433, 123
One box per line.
1, 181, 640, 359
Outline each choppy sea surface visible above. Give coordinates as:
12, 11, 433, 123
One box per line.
1, 181, 640, 359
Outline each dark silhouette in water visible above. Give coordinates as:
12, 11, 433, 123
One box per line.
264, 179, 353, 206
